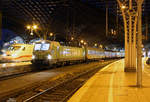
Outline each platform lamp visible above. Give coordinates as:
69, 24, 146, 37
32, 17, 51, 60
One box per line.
26, 25, 38, 35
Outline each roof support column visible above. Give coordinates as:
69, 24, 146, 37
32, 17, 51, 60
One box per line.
106, 4, 108, 37
0, 4, 2, 40
117, 0, 144, 87
117, 0, 137, 72
137, 0, 144, 87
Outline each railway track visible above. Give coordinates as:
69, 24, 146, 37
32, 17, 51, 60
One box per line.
2, 60, 117, 102
22, 63, 104, 102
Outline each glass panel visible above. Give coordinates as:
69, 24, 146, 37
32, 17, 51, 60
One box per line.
34, 43, 50, 51
8, 46, 21, 51
41, 44, 50, 50
34, 44, 41, 50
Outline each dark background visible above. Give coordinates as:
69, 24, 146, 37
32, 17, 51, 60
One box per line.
1, 0, 150, 48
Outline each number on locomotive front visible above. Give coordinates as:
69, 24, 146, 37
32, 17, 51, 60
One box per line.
32, 42, 51, 58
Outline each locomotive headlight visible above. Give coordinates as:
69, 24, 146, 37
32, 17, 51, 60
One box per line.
47, 54, 52, 60
32, 55, 35, 59
2, 53, 7, 57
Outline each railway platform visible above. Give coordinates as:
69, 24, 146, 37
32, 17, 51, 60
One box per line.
0, 62, 32, 78
0, 61, 31, 68
68, 58, 150, 102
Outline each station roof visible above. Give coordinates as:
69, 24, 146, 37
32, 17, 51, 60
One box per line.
1, 0, 150, 46
2, 0, 150, 28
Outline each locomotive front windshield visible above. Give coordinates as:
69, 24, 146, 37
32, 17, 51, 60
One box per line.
34, 43, 50, 51
8, 46, 21, 51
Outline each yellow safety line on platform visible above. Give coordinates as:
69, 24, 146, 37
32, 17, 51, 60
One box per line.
68, 60, 121, 102
108, 61, 119, 102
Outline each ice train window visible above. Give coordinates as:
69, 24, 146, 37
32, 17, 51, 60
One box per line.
8, 46, 21, 51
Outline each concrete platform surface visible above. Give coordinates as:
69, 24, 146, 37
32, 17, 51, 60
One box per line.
68, 58, 150, 102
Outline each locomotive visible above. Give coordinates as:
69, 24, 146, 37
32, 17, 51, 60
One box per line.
31, 40, 124, 66
0, 44, 34, 62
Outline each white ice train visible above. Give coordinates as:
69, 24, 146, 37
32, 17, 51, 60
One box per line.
0, 44, 34, 62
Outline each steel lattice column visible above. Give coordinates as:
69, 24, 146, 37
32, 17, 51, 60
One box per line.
117, 0, 138, 72
137, 0, 144, 87
0, 11, 1, 40
117, 0, 144, 87
0, 0, 1, 40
